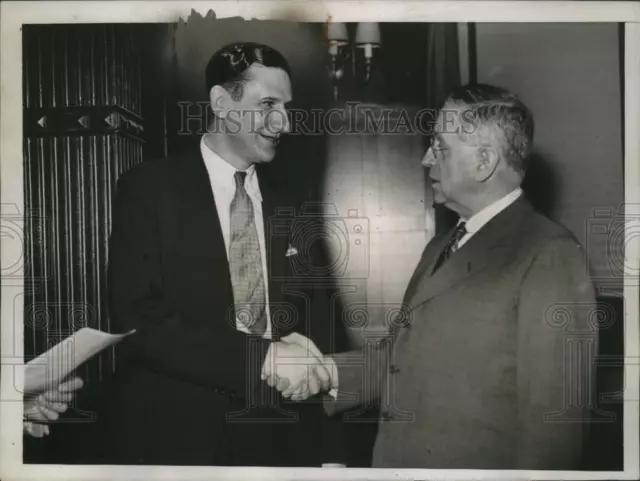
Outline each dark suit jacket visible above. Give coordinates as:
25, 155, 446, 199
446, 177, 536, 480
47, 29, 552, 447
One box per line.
104, 145, 345, 466
326, 196, 597, 470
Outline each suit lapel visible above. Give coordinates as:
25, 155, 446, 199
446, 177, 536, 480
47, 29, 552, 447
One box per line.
175, 147, 234, 314
402, 232, 449, 306
406, 197, 534, 310
172, 153, 291, 334
257, 169, 289, 312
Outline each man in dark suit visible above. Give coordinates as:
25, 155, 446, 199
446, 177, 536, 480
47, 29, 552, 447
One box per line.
104, 42, 345, 467
276, 83, 598, 469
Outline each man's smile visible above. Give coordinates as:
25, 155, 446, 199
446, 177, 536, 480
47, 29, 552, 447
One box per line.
259, 132, 280, 145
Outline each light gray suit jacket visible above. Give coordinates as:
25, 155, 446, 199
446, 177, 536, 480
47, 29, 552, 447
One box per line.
325, 197, 598, 470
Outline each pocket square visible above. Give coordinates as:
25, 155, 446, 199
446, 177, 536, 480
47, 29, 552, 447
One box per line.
285, 245, 298, 257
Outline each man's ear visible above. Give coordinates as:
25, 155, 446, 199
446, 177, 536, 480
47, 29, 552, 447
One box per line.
210, 85, 231, 120
476, 146, 500, 182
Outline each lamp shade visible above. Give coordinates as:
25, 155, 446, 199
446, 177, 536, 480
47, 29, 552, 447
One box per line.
326, 22, 349, 45
354, 22, 381, 45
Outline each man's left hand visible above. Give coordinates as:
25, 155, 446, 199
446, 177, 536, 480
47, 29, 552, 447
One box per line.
24, 376, 84, 424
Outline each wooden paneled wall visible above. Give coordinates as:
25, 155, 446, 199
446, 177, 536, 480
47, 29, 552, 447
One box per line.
22, 25, 146, 382
321, 104, 434, 348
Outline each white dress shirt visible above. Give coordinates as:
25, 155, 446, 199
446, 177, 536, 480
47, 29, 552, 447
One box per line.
201, 138, 340, 410
457, 187, 523, 248
200, 137, 272, 339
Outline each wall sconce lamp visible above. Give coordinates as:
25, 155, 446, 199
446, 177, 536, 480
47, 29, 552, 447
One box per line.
327, 22, 350, 101
354, 22, 381, 84
327, 22, 381, 100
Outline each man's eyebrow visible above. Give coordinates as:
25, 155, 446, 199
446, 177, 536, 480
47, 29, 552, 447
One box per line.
260, 96, 287, 103
259, 96, 293, 108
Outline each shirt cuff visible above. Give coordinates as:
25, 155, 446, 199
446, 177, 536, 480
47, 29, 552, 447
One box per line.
325, 356, 339, 399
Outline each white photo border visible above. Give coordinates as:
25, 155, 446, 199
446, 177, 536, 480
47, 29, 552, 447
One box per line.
1, 1, 639, 480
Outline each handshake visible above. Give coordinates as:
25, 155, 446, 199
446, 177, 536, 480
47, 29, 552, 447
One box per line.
261, 332, 338, 402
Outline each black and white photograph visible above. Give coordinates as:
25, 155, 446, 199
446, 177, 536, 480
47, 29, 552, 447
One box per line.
0, 1, 639, 480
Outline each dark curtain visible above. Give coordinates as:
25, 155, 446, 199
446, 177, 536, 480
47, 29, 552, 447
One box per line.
426, 24, 461, 111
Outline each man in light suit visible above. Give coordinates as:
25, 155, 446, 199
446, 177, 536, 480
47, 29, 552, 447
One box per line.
104, 42, 345, 467
274, 83, 598, 469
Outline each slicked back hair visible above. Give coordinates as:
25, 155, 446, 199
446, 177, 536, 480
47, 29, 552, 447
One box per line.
205, 42, 291, 101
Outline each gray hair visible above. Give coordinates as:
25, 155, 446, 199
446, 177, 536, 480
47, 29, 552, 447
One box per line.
446, 83, 535, 176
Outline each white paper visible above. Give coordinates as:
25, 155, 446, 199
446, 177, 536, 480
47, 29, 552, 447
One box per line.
23, 327, 135, 394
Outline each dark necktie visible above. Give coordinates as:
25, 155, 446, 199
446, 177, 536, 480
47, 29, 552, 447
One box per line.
229, 171, 268, 336
431, 221, 468, 274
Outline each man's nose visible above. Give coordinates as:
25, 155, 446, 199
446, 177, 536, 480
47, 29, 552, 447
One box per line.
281, 109, 291, 134
421, 147, 436, 168
266, 107, 290, 134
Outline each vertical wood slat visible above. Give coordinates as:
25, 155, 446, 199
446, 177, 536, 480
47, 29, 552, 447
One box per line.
23, 25, 146, 381
90, 28, 97, 107
123, 28, 129, 112
89, 135, 102, 376
37, 29, 44, 109
50, 137, 60, 346
50, 27, 56, 108
111, 25, 118, 106
23, 138, 36, 358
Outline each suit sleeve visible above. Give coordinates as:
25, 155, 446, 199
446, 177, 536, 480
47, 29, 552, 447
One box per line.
322, 341, 390, 417
107, 170, 271, 400
282, 239, 352, 464
515, 236, 597, 469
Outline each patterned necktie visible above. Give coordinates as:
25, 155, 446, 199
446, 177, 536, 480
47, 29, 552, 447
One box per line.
431, 221, 468, 274
229, 171, 268, 336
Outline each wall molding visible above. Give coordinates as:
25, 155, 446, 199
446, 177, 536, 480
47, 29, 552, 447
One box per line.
23, 105, 145, 142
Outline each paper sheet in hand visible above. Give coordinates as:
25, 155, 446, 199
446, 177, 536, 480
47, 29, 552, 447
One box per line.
24, 328, 135, 394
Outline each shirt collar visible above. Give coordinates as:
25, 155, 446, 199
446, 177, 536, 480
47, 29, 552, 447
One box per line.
459, 187, 523, 234
200, 136, 262, 202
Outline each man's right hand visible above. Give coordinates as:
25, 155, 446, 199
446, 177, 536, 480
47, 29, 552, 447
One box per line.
280, 332, 339, 400
261, 340, 331, 401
